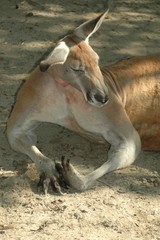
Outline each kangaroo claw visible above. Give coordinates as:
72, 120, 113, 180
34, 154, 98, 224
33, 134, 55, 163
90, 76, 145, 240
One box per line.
38, 172, 64, 195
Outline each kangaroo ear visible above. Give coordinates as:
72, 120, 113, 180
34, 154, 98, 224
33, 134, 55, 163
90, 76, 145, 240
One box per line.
73, 8, 110, 40
40, 41, 69, 72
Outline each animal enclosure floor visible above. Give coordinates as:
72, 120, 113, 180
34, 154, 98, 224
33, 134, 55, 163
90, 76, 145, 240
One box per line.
0, 0, 160, 239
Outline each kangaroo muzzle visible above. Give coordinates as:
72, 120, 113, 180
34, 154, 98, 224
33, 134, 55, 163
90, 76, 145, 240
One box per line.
86, 90, 109, 107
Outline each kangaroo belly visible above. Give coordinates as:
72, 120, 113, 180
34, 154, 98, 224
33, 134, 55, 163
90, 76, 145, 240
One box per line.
126, 93, 160, 151
127, 101, 160, 151
134, 122, 160, 151
141, 137, 160, 151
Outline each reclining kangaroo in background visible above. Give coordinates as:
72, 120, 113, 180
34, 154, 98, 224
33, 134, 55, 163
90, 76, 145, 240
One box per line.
7, 7, 160, 194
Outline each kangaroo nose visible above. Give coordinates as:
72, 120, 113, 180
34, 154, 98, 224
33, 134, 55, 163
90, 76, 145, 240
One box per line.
86, 91, 109, 106
94, 93, 108, 104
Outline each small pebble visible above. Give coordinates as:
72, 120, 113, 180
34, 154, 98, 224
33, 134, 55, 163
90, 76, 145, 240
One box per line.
26, 12, 34, 17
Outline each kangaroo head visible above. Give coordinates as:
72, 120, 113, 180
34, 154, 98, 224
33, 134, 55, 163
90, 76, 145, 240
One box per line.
40, 9, 110, 107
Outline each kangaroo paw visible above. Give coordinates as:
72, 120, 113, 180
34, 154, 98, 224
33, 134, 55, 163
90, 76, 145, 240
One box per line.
36, 158, 65, 195
56, 156, 87, 191
38, 172, 64, 195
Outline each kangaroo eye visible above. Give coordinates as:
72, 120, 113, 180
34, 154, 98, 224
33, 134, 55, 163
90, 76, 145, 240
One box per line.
70, 66, 84, 72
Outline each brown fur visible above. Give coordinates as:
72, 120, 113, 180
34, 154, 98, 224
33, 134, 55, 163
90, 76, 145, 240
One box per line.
6, 10, 160, 192
102, 54, 160, 150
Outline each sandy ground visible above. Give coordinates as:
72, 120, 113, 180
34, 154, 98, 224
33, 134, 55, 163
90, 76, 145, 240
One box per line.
0, 0, 160, 239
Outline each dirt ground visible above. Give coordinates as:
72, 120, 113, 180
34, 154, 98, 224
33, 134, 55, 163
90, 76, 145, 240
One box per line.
0, 0, 160, 239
